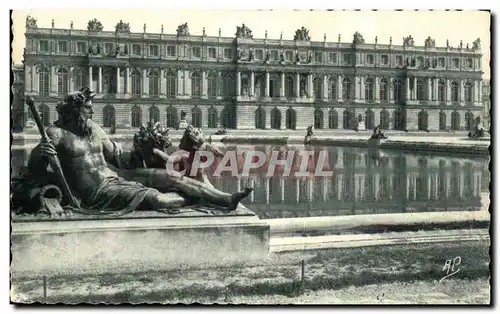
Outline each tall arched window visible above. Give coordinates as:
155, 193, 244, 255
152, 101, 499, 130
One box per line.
57, 68, 68, 96
166, 70, 177, 98
314, 108, 324, 129
451, 111, 460, 130
327, 77, 336, 100
380, 109, 390, 129
465, 111, 474, 130
38, 67, 50, 96
464, 81, 473, 103
40, 103, 51, 126
207, 72, 217, 98
393, 79, 403, 103
438, 80, 445, 102
131, 105, 142, 127
365, 109, 375, 130
418, 110, 428, 131
208, 106, 218, 128
103, 105, 115, 128
131, 70, 142, 96
439, 111, 447, 130
328, 109, 338, 129
255, 107, 266, 129
149, 105, 160, 123
191, 106, 202, 127
364, 78, 374, 101
416, 78, 425, 101
149, 70, 160, 97
191, 72, 202, 97
379, 78, 388, 101
270, 107, 281, 129
166, 106, 178, 128
450, 81, 459, 102
286, 108, 296, 129
342, 78, 352, 100
73, 69, 87, 91
313, 77, 322, 100
221, 73, 234, 97
102, 68, 114, 94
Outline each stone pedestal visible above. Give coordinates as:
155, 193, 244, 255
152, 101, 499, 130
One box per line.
178, 119, 189, 130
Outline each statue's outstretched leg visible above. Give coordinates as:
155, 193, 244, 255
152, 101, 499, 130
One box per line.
121, 168, 252, 211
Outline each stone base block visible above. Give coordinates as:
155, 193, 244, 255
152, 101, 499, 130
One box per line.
11, 213, 270, 278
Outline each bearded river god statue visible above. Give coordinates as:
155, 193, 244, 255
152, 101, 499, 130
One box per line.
11, 89, 253, 218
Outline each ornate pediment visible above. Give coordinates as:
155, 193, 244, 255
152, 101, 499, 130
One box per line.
294, 27, 311, 41
403, 35, 415, 47
176, 23, 190, 37
26, 15, 37, 29
424, 36, 435, 48
115, 20, 131, 33
352, 32, 365, 44
87, 18, 103, 32
235, 24, 253, 39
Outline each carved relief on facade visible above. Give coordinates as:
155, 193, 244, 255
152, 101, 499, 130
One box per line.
87, 18, 103, 32
235, 24, 253, 39
88, 43, 102, 55
424, 36, 436, 48
26, 15, 38, 29
403, 35, 415, 47
295, 51, 307, 63
115, 43, 128, 57
177, 23, 190, 36
115, 20, 131, 33
294, 27, 311, 41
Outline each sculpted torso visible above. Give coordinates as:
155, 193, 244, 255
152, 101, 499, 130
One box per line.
45, 122, 118, 192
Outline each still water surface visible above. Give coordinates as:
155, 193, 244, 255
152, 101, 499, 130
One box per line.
11, 143, 489, 219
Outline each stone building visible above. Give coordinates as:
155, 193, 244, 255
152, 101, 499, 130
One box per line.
482, 80, 490, 129
18, 16, 484, 131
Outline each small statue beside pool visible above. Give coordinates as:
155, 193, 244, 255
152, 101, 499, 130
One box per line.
370, 125, 388, 140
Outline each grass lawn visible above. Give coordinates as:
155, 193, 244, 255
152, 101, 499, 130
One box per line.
11, 240, 490, 304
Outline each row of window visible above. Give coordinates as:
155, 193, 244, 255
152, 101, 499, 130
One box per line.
35, 68, 476, 103
36, 39, 476, 68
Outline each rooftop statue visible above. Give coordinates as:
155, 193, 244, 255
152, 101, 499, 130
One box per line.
115, 20, 131, 33
11, 89, 252, 217
235, 24, 253, 39
87, 18, 103, 32
424, 36, 435, 48
352, 31, 365, 44
177, 22, 190, 36
403, 35, 415, 47
26, 15, 38, 29
472, 38, 481, 51
294, 27, 311, 41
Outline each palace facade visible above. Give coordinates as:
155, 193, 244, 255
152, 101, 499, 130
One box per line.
15, 16, 484, 131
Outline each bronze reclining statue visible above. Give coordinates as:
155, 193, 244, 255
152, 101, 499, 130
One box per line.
11, 88, 252, 218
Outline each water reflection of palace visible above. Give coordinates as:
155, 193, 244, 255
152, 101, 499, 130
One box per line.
207, 146, 489, 218
12, 145, 489, 219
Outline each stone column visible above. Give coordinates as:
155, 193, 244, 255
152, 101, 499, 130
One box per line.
184, 70, 190, 96
88, 66, 93, 90
217, 72, 222, 97
98, 66, 102, 94
459, 79, 465, 103
236, 71, 241, 96
446, 78, 451, 104
160, 69, 166, 97
478, 81, 483, 103
295, 72, 300, 97
405, 76, 410, 101
295, 179, 300, 204
265, 178, 270, 204
142, 69, 148, 96
337, 75, 343, 101
355, 76, 361, 100
50, 66, 57, 96
474, 80, 479, 103
202, 70, 208, 97
427, 78, 432, 101
250, 71, 255, 97
280, 72, 285, 97
31, 65, 37, 94
337, 174, 343, 201
177, 70, 183, 95
360, 76, 365, 100
375, 77, 380, 102
126, 67, 131, 96
323, 75, 328, 99
307, 74, 313, 98
265, 72, 270, 97
69, 66, 74, 92
116, 67, 121, 94
280, 177, 285, 203
433, 78, 439, 101
389, 77, 394, 103
412, 77, 417, 100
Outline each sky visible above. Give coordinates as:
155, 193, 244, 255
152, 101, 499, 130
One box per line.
11, 9, 491, 78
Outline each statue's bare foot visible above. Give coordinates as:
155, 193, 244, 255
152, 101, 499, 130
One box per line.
229, 187, 254, 211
